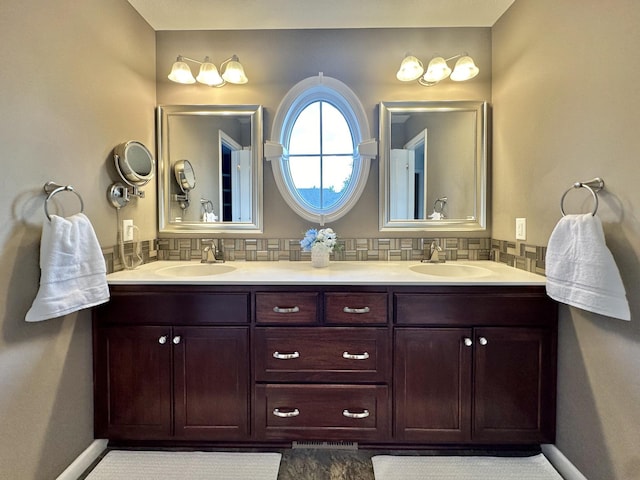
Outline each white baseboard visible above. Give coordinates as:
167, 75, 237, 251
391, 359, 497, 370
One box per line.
542, 444, 589, 480
56, 439, 108, 480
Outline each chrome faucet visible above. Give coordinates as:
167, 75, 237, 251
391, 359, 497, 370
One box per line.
201, 239, 224, 263
422, 240, 445, 263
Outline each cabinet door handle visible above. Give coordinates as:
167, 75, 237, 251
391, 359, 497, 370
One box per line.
342, 409, 370, 419
478, 336, 488, 346
172, 336, 181, 345
342, 351, 370, 360
342, 306, 371, 314
272, 408, 300, 418
463, 337, 473, 347
272, 306, 300, 314
158, 335, 168, 345
273, 351, 300, 360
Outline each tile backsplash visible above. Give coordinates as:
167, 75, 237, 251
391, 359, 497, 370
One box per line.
155, 236, 493, 263
102, 236, 547, 276
491, 238, 547, 275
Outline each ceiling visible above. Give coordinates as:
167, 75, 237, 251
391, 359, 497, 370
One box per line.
126, 0, 516, 31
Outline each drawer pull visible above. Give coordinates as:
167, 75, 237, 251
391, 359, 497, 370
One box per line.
478, 336, 488, 346
342, 306, 371, 314
272, 306, 300, 314
172, 335, 181, 345
464, 337, 473, 347
342, 351, 370, 360
158, 335, 168, 345
342, 409, 370, 419
273, 351, 300, 360
273, 408, 300, 418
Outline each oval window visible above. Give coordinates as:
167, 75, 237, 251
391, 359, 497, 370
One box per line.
269, 75, 372, 224
288, 100, 354, 210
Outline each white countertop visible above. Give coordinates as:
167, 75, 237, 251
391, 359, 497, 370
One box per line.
106, 260, 546, 286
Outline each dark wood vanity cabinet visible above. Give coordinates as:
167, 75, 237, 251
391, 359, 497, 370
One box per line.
394, 289, 557, 445
93, 284, 556, 447
93, 286, 250, 441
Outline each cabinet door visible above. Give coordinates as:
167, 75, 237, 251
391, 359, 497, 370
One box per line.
94, 325, 172, 440
173, 327, 249, 440
394, 328, 472, 443
473, 327, 555, 443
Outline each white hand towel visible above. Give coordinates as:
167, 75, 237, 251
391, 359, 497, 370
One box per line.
545, 213, 630, 321
26, 213, 110, 322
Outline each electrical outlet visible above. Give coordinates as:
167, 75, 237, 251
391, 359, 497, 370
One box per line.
122, 219, 134, 242
515, 217, 527, 241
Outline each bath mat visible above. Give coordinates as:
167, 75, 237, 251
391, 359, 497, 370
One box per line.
372, 453, 563, 480
85, 450, 282, 480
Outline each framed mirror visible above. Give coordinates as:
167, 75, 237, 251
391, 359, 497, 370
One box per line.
157, 105, 263, 233
379, 101, 488, 232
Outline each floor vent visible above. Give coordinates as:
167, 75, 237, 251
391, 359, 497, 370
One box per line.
292, 441, 358, 450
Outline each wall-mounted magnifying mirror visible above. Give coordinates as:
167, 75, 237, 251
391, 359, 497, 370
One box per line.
379, 101, 488, 231
174, 159, 196, 192
108, 140, 155, 209
173, 159, 196, 210
157, 105, 263, 233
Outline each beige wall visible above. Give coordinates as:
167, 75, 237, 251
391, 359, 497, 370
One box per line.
156, 28, 492, 238
0, 0, 156, 478
493, 1, 640, 479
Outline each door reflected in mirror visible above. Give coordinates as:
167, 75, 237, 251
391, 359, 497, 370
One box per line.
379, 101, 488, 232
157, 105, 263, 234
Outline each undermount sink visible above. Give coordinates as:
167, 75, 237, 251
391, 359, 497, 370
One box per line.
156, 263, 236, 277
409, 263, 492, 278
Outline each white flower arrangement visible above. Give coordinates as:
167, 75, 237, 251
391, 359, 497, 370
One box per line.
300, 227, 338, 253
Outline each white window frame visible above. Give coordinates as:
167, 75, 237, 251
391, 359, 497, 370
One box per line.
266, 74, 377, 224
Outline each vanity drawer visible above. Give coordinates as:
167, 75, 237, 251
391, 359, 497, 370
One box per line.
256, 292, 319, 324
255, 384, 390, 441
394, 292, 556, 326
325, 292, 388, 324
254, 327, 390, 382
97, 290, 250, 325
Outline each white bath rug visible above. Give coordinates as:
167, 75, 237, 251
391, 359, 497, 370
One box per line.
85, 450, 282, 480
372, 453, 564, 480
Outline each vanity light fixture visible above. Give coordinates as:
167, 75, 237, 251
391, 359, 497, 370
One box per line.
396, 53, 479, 87
168, 55, 248, 87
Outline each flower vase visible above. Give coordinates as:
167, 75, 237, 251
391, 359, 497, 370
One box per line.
311, 248, 330, 268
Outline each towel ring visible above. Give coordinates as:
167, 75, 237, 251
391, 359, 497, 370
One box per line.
560, 177, 604, 217
43, 182, 85, 221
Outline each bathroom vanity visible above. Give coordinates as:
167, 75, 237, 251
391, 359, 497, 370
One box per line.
93, 261, 557, 447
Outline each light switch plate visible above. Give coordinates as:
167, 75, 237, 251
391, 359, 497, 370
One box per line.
122, 219, 134, 242
515, 217, 527, 240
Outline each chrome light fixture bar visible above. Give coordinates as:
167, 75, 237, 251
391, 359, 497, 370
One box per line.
396, 53, 479, 87
168, 55, 248, 87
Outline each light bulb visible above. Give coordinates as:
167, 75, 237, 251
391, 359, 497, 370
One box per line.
196, 58, 224, 86
450, 56, 479, 81
396, 55, 424, 82
168, 57, 196, 84
222, 55, 248, 84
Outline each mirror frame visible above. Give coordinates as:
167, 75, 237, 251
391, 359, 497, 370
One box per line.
378, 100, 488, 232
157, 104, 264, 234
